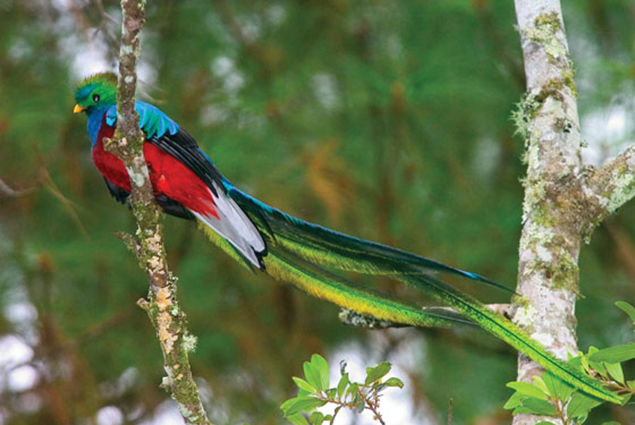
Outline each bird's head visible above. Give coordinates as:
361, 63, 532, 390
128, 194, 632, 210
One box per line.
73, 72, 117, 114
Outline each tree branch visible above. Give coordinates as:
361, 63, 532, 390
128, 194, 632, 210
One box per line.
103, 1, 213, 424
339, 304, 512, 329
512, 1, 586, 423
0, 176, 38, 199
584, 146, 635, 230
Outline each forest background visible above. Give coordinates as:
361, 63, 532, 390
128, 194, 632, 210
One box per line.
0, 1, 634, 424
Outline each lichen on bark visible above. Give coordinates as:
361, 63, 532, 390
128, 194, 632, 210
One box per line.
513, 1, 589, 424
103, 1, 214, 424
512, 1, 635, 424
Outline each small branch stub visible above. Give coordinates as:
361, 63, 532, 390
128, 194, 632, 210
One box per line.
584, 146, 635, 235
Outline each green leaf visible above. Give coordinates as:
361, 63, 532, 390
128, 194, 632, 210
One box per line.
535, 422, 557, 425
304, 355, 330, 392
364, 362, 391, 385
293, 377, 317, 394
542, 373, 574, 401
337, 373, 349, 398
604, 362, 624, 384
281, 397, 299, 414
507, 381, 549, 400
579, 354, 590, 374
311, 354, 330, 391
568, 354, 582, 367
532, 376, 549, 395
286, 413, 310, 425
588, 344, 635, 363
603, 422, 622, 425
383, 377, 404, 388
346, 383, 359, 399
309, 411, 324, 425
513, 398, 557, 416
370, 380, 384, 392
616, 301, 635, 325
303, 362, 321, 391
567, 392, 602, 418
283, 396, 327, 416
503, 392, 526, 410
588, 359, 609, 379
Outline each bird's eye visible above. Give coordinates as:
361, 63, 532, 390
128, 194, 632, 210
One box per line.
93, 94, 100, 102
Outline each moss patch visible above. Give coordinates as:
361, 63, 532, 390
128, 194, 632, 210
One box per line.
525, 12, 565, 62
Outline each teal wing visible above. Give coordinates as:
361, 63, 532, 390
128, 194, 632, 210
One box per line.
106, 101, 180, 139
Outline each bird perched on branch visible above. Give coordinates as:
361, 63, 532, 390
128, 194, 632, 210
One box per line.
73, 72, 620, 403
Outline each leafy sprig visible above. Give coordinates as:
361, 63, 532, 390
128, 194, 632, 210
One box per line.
280, 354, 404, 425
504, 301, 635, 424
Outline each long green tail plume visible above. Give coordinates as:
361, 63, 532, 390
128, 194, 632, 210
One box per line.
403, 273, 622, 403
202, 189, 622, 404
197, 219, 464, 328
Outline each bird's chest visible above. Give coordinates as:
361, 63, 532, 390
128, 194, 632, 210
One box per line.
91, 124, 133, 191
90, 124, 211, 210
91, 130, 175, 191
90, 119, 217, 217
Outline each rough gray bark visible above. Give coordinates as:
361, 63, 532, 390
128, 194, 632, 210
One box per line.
103, 1, 214, 424
512, 1, 635, 424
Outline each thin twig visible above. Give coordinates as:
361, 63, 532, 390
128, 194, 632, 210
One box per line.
0, 177, 37, 199
339, 304, 511, 329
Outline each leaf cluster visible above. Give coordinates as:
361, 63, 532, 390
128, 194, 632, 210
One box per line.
280, 354, 404, 425
504, 301, 635, 424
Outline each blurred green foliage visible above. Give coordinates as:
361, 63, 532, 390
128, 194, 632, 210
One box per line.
0, 1, 634, 424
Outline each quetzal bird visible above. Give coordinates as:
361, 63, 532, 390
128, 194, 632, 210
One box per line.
74, 72, 620, 403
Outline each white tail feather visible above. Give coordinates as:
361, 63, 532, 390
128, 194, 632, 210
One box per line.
192, 182, 265, 268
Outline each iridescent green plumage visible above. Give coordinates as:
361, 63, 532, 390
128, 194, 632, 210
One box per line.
200, 188, 623, 404
75, 72, 118, 110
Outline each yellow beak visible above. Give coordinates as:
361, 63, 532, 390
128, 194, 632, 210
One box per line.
73, 104, 87, 113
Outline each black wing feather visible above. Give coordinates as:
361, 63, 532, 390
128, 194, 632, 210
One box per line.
103, 177, 194, 220
104, 178, 129, 204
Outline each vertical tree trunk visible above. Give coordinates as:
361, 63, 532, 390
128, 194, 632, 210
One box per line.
512, 1, 582, 423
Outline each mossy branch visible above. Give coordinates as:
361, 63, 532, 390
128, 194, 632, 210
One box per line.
512, 1, 634, 423
513, 1, 591, 424
102, 1, 213, 424
584, 146, 635, 232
